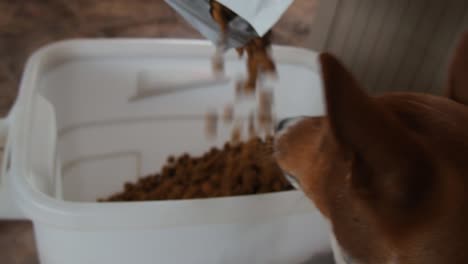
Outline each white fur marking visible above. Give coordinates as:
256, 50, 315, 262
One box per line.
330, 232, 399, 264
330, 233, 351, 264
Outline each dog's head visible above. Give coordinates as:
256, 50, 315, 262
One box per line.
274, 32, 468, 263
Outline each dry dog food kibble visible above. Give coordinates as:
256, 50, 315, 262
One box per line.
230, 121, 242, 144
99, 136, 292, 202
248, 112, 256, 138
212, 49, 225, 75
258, 90, 274, 132
239, 32, 276, 92
209, 0, 236, 75
206, 1, 278, 142
205, 110, 218, 139
209, 0, 276, 92
223, 104, 234, 123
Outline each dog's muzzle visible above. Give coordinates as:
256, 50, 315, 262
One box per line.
275, 117, 305, 191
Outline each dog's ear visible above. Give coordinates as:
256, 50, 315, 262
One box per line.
446, 31, 468, 105
319, 53, 435, 230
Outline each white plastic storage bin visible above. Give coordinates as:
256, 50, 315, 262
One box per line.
0, 39, 331, 264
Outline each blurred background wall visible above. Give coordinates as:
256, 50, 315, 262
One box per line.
310, 0, 468, 95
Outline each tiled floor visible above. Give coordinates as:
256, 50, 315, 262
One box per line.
0, 1, 317, 263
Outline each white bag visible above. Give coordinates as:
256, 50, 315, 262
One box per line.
216, 0, 294, 37
165, 0, 293, 48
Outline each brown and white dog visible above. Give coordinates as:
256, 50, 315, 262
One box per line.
274, 32, 468, 264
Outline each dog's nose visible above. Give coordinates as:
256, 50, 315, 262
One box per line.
276, 117, 306, 133
275, 118, 294, 132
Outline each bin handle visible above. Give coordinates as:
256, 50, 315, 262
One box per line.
0, 117, 10, 187
0, 116, 22, 219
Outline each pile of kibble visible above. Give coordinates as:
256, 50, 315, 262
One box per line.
100, 136, 292, 202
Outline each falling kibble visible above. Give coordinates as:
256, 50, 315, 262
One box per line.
205, 110, 218, 139
258, 90, 274, 133
230, 121, 243, 145
223, 103, 234, 123
248, 111, 256, 138
173, 0, 285, 201
235, 79, 244, 99
236, 47, 245, 58
209, 0, 276, 91
212, 48, 225, 76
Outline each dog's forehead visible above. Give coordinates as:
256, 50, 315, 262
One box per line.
377, 93, 468, 165
379, 93, 468, 131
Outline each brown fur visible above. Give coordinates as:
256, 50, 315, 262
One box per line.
274, 32, 468, 263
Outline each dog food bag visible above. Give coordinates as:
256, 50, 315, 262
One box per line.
215, 0, 294, 37
164, 0, 257, 49
165, 0, 293, 47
